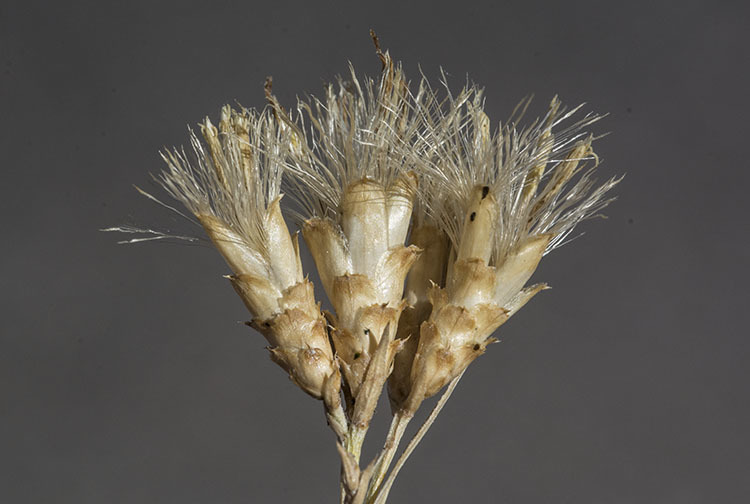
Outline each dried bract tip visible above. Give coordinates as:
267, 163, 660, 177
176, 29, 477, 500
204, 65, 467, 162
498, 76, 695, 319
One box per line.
455, 185, 500, 264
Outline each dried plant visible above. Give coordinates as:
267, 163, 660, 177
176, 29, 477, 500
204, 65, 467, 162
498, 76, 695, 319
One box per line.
106, 32, 620, 503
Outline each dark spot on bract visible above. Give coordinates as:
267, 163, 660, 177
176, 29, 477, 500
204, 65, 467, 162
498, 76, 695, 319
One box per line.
364, 329, 370, 335
481, 186, 490, 199
470, 212, 476, 221
473, 344, 481, 351
354, 352, 361, 360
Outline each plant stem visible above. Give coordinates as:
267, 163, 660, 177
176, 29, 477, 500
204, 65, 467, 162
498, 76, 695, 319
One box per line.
365, 412, 412, 502
372, 371, 466, 504
345, 425, 367, 463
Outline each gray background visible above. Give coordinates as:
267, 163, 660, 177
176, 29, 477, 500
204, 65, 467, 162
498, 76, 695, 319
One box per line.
2, 1, 749, 502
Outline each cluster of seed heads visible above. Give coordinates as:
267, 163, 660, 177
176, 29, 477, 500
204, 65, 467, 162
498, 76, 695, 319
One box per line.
110, 34, 619, 504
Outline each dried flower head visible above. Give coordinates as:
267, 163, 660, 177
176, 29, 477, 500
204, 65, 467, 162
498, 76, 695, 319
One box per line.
267, 44, 425, 405
387, 81, 621, 413
150, 105, 341, 400
108, 33, 620, 504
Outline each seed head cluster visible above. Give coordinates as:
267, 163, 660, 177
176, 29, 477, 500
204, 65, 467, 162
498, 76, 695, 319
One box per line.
112, 35, 619, 504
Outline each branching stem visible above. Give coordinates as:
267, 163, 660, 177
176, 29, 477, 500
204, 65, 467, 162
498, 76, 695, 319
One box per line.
372, 371, 466, 504
365, 412, 412, 501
